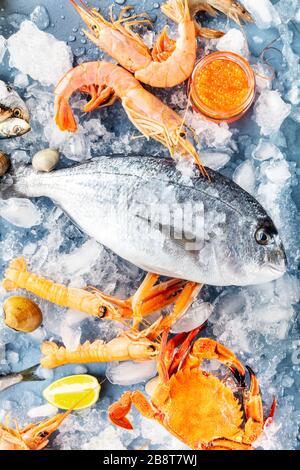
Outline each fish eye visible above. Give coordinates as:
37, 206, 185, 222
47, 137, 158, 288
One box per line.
255, 227, 274, 246
38, 431, 49, 438
13, 108, 22, 118
6, 85, 12, 92
13, 125, 22, 134
92, 24, 97, 31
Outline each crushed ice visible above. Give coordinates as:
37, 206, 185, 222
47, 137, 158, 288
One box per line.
0, 0, 299, 451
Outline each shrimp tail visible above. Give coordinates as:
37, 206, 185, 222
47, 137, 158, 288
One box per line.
161, 0, 189, 23
54, 95, 77, 133
2, 257, 27, 291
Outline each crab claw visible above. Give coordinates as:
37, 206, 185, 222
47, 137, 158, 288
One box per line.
108, 391, 133, 430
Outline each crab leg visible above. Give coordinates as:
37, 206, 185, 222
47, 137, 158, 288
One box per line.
147, 282, 202, 340
185, 337, 246, 380
242, 366, 265, 445
109, 390, 160, 430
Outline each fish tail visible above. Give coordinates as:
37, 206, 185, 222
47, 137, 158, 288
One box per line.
0, 163, 39, 199
20, 364, 44, 382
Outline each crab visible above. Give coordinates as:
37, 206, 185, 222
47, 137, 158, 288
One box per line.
109, 328, 276, 450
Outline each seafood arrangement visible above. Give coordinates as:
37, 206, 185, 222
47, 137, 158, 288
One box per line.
0, 0, 299, 452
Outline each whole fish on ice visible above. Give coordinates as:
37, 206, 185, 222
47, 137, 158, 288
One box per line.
0, 80, 30, 138
2, 156, 286, 286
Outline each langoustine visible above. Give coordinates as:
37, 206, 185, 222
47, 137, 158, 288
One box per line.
2, 257, 192, 322
54, 60, 205, 173
0, 407, 73, 450
109, 327, 276, 450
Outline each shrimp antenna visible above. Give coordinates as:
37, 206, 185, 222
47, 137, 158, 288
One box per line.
69, 0, 96, 18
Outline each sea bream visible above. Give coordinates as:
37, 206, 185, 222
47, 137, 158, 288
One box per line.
0, 80, 30, 138
3, 156, 286, 286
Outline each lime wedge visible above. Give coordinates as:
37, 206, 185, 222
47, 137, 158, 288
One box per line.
43, 374, 100, 410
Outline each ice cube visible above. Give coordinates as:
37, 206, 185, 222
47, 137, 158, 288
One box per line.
7, 13, 27, 29
0, 198, 42, 228
187, 110, 233, 149
7, 351, 19, 364
200, 151, 230, 170
240, 0, 281, 29
14, 73, 29, 89
252, 140, 283, 161
37, 367, 54, 381
216, 29, 249, 58
82, 427, 126, 450
263, 160, 291, 184
106, 360, 157, 386
233, 161, 256, 195
287, 83, 300, 105
7, 21, 73, 86
0, 35, 7, 63
74, 365, 88, 375
171, 301, 213, 334
60, 323, 81, 352
27, 404, 58, 419
254, 90, 291, 136
51, 240, 103, 278
11, 149, 30, 164
30, 5, 50, 30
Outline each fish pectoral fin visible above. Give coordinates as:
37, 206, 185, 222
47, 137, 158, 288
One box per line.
135, 213, 202, 251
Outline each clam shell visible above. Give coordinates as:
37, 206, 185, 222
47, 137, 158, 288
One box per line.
4, 296, 43, 332
0, 152, 10, 176
32, 148, 59, 172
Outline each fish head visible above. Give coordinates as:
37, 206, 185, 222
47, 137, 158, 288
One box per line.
214, 212, 287, 286
0, 80, 30, 123
0, 117, 31, 138
69, 0, 104, 45
247, 216, 287, 284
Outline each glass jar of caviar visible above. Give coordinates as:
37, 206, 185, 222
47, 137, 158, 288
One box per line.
189, 51, 256, 123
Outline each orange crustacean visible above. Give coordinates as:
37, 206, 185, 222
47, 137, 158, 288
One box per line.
0, 407, 74, 450
109, 328, 276, 450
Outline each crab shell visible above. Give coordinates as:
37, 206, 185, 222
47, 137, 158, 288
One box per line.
151, 367, 245, 449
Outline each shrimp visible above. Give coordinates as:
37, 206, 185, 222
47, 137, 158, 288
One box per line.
2, 257, 190, 323
0, 407, 73, 450
69, 0, 197, 88
162, 0, 253, 37
54, 60, 206, 174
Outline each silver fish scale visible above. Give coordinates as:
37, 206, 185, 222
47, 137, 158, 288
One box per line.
11, 155, 286, 286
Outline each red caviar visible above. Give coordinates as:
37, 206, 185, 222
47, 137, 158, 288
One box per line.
189, 51, 256, 123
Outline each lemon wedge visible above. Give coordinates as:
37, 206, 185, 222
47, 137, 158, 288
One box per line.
43, 374, 100, 410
